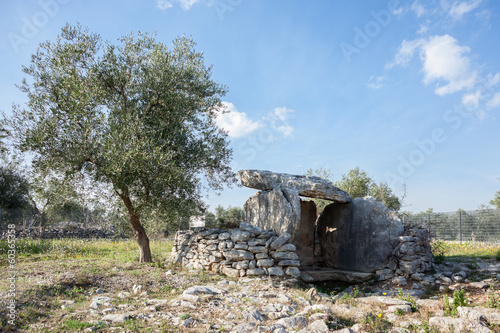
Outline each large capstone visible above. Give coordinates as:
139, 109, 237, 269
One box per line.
238, 169, 351, 203
317, 196, 404, 272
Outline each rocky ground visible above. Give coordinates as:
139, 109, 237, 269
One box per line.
2, 256, 500, 332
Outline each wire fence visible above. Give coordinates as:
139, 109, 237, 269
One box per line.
400, 209, 500, 243
2, 207, 500, 242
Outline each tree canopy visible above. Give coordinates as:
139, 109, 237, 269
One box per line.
3, 24, 236, 261
305, 166, 401, 212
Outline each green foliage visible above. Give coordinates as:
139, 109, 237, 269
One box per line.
305, 166, 401, 213
213, 205, 243, 229
444, 289, 467, 317
4, 24, 236, 260
496, 250, 500, 262
60, 319, 95, 331
335, 166, 372, 199
0, 159, 30, 209
368, 181, 401, 211
487, 286, 500, 309
361, 314, 391, 332
431, 240, 449, 263
179, 313, 191, 320
395, 289, 418, 312
491, 190, 500, 209
336, 286, 360, 306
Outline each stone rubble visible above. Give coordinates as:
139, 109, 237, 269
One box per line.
68, 263, 500, 333
170, 223, 301, 278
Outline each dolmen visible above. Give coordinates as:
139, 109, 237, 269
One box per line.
238, 170, 432, 283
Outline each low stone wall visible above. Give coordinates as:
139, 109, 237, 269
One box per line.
170, 222, 301, 278
376, 228, 434, 282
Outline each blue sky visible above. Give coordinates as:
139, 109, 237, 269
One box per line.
0, 0, 499, 213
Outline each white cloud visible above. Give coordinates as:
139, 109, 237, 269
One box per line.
417, 24, 429, 35
156, 0, 200, 11
269, 107, 294, 137
411, 0, 427, 17
178, 0, 199, 10
462, 91, 481, 107
367, 76, 387, 90
215, 102, 262, 138
157, 0, 173, 10
487, 73, 500, 86
420, 34, 477, 95
448, 0, 482, 20
487, 92, 500, 110
386, 39, 424, 69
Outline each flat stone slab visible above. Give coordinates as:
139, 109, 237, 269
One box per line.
300, 267, 372, 283
238, 169, 351, 203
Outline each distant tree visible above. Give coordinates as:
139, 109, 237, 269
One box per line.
205, 211, 216, 228
490, 190, 500, 209
0, 160, 30, 210
369, 182, 401, 211
335, 166, 372, 199
0, 125, 7, 155
305, 166, 402, 213
26, 169, 77, 237
3, 24, 235, 262
215, 205, 243, 229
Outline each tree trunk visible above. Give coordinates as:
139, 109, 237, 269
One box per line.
39, 212, 45, 239
119, 194, 152, 262
130, 212, 152, 262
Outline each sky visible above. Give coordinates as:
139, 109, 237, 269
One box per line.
0, 0, 499, 213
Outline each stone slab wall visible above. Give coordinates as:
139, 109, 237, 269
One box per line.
170, 222, 301, 278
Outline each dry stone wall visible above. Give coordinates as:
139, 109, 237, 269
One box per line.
170, 222, 301, 278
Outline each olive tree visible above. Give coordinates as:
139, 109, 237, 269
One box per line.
4, 24, 235, 262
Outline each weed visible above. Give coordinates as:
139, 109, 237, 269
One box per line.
336, 287, 360, 306
444, 289, 467, 317
395, 289, 418, 312
394, 307, 405, 316
420, 321, 440, 333
61, 319, 94, 330
361, 314, 391, 332
179, 313, 191, 320
486, 286, 500, 309
496, 250, 500, 262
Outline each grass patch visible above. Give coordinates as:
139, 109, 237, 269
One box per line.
431, 240, 500, 260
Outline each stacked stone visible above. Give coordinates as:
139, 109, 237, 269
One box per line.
376, 228, 434, 281
170, 222, 301, 278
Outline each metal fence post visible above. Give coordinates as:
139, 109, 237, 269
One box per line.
459, 210, 462, 243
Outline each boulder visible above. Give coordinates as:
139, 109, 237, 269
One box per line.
317, 196, 404, 272
238, 169, 351, 203
244, 188, 301, 240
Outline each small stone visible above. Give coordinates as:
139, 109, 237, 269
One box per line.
285, 267, 301, 278
307, 319, 329, 332
247, 268, 265, 276
270, 233, 291, 250
95, 288, 105, 294
268, 267, 285, 276
257, 259, 274, 267
276, 244, 296, 252
278, 259, 301, 266
273, 251, 299, 260
243, 307, 264, 323
101, 314, 130, 323
393, 277, 407, 286
276, 316, 307, 330
231, 230, 251, 242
